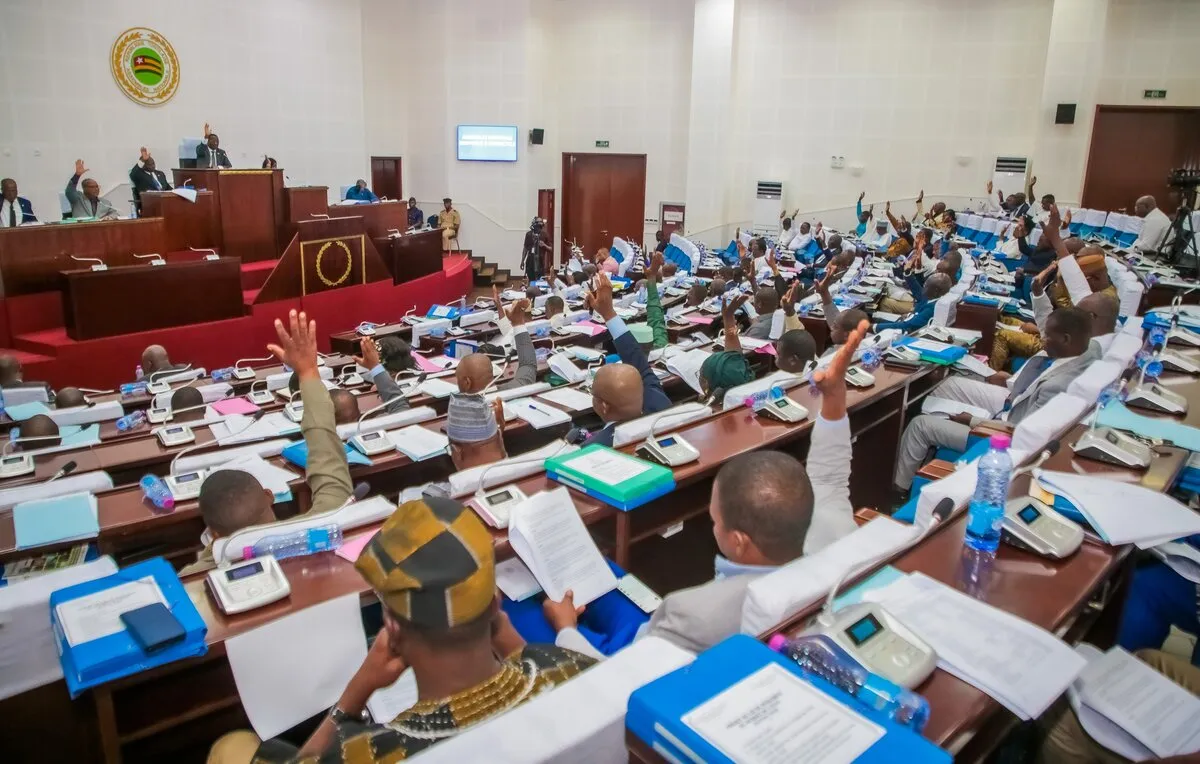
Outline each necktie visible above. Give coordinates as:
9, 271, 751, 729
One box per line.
1007, 355, 1053, 403
90, 199, 98, 217
209, 150, 215, 168
151, 173, 161, 190
8, 202, 15, 228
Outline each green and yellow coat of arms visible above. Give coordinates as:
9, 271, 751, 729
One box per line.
111, 27, 180, 106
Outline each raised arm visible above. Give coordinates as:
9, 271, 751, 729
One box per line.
885, 200, 902, 232
499, 299, 537, 390
644, 253, 669, 348
65, 160, 86, 203
722, 294, 748, 353
268, 310, 352, 514
354, 338, 410, 414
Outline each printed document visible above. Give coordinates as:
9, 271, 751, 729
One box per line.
56, 576, 166, 647
507, 487, 617, 607
537, 387, 594, 412
1035, 470, 1200, 546
565, 448, 651, 486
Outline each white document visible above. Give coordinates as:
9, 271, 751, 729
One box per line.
226, 593, 367, 740
0, 556, 117, 701
666, 348, 712, 395
1151, 541, 1200, 584
921, 396, 991, 421
215, 454, 297, 496
1073, 646, 1200, 759
684, 663, 883, 764
417, 378, 459, 398
954, 355, 995, 378
212, 412, 299, 445
509, 398, 572, 430
171, 187, 198, 203
537, 387, 594, 412
507, 487, 617, 607
874, 573, 1085, 720
1035, 470, 1200, 546
367, 669, 419, 725
55, 576, 166, 647
564, 448, 651, 486
908, 338, 954, 353
495, 557, 543, 602
389, 425, 449, 461
174, 438, 291, 474
613, 403, 711, 448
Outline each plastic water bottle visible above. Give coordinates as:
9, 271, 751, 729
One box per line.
743, 385, 784, 410
120, 381, 148, 397
768, 633, 930, 732
244, 525, 343, 561
115, 409, 148, 432
140, 474, 175, 511
965, 434, 1013, 553
135, 364, 145, 381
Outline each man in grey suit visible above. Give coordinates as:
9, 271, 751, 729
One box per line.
892, 306, 1100, 493
196, 123, 232, 168
65, 159, 120, 220
545, 317, 870, 657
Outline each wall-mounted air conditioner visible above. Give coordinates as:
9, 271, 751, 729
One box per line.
991, 157, 1029, 198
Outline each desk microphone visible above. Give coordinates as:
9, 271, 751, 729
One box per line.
700, 387, 727, 408
1012, 440, 1061, 478
70, 255, 106, 269
333, 482, 371, 512
169, 410, 266, 475
78, 387, 115, 396
45, 460, 77, 484
133, 253, 166, 266
472, 438, 573, 497
188, 247, 218, 259
149, 364, 194, 384
234, 354, 274, 374
181, 178, 193, 187
309, 213, 331, 220
354, 397, 397, 434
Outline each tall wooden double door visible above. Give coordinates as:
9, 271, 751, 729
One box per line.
561, 153, 647, 263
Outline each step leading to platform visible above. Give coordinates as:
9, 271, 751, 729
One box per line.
240, 259, 279, 292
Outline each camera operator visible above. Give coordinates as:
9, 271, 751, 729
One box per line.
522, 217, 552, 282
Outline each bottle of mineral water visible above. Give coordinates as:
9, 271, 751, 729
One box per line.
965, 434, 1012, 553
244, 525, 343, 561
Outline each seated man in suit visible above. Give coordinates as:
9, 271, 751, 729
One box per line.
195, 123, 232, 168
0, 178, 36, 227
743, 285, 783, 340
354, 336, 416, 414
54, 387, 87, 409
214, 497, 595, 764
181, 311, 352, 576
17, 414, 60, 450
892, 306, 1098, 495
345, 179, 378, 202
169, 386, 206, 422
544, 320, 868, 657
873, 272, 953, 333
65, 160, 120, 220
129, 147, 172, 210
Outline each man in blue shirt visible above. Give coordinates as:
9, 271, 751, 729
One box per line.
854, 191, 872, 237
581, 272, 670, 446
345, 179, 378, 202
874, 272, 952, 333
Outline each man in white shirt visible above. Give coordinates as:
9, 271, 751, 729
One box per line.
1133, 195, 1172, 254
543, 319, 869, 657
778, 208, 799, 250
862, 217, 895, 249
0, 178, 36, 227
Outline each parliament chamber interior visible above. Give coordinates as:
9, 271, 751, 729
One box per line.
2, 1, 1200, 762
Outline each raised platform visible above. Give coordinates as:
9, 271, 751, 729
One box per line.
0, 255, 473, 389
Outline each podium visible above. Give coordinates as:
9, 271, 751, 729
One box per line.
139, 190, 220, 252
255, 216, 391, 303
327, 200, 406, 239
381, 228, 443, 283
171, 168, 284, 262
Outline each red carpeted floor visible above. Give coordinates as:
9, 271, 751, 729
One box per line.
0, 255, 473, 389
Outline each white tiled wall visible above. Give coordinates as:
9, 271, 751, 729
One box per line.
0, 0, 367, 222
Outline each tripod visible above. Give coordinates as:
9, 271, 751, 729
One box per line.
1161, 192, 1198, 277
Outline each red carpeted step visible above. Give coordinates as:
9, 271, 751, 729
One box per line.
0, 345, 55, 365
12, 328, 72, 357
242, 288, 261, 307
240, 259, 279, 291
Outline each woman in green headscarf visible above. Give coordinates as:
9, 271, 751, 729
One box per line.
700, 294, 757, 396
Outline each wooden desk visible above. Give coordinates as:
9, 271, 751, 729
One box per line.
60, 258, 244, 340
953, 302, 1000, 358
0, 218, 166, 298
171, 169, 284, 263
282, 186, 330, 244
138, 191, 220, 252
326, 200, 406, 240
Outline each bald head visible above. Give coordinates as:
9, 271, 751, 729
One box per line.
0, 354, 22, 386
1135, 196, 1157, 218
55, 387, 87, 409
591, 364, 644, 423
1077, 292, 1119, 338
20, 414, 60, 449
455, 352, 495, 395
170, 386, 205, 422
329, 389, 361, 425
686, 283, 708, 307
924, 272, 953, 300
141, 344, 171, 376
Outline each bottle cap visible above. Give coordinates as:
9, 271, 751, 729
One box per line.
767, 634, 787, 652
988, 433, 1011, 450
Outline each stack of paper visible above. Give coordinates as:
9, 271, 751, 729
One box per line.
417, 378, 459, 398
495, 557, 543, 601
666, 348, 713, 395
537, 386, 593, 412
1035, 470, 1200, 547
507, 487, 617, 607
507, 398, 571, 429
954, 354, 995, 378
389, 425, 449, 461
211, 412, 299, 445
865, 572, 1085, 720
1068, 644, 1200, 760
214, 454, 297, 502
1150, 541, 1200, 583
13, 493, 100, 550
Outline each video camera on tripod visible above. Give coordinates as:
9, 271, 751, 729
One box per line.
1162, 167, 1198, 272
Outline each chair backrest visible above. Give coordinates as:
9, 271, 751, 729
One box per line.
1011, 392, 1090, 457
1085, 208, 1107, 228
58, 193, 72, 216
338, 185, 351, 200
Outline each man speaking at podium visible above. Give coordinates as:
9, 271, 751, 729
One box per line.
196, 123, 232, 168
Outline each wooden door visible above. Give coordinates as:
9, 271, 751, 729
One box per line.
660, 203, 686, 239
537, 189, 556, 264
561, 153, 647, 259
370, 156, 402, 201
1081, 107, 1200, 212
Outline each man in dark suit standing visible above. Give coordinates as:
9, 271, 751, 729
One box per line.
130, 147, 172, 211
195, 123, 232, 168
0, 178, 36, 227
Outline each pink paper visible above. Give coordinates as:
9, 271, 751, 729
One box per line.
755, 343, 778, 357
575, 321, 607, 336
684, 314, 715, 325
336, 530, 379, 562
413, 354, 444, 373
211, 397, 261, 416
